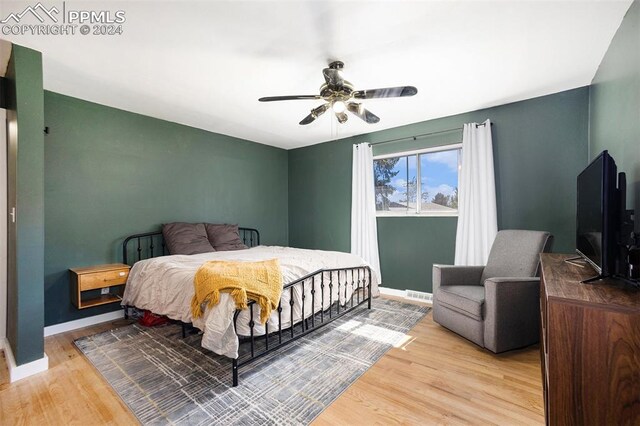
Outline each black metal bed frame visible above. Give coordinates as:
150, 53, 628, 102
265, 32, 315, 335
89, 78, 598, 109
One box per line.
122, 228, 372, 387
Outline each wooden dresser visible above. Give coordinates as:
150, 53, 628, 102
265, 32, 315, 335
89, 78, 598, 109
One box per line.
539, 253, 640, 425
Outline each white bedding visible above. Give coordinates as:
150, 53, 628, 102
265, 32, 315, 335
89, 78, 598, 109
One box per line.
122, 246, 380, 358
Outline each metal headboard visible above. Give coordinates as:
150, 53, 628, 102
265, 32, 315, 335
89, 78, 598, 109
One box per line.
122, 227, 260, 265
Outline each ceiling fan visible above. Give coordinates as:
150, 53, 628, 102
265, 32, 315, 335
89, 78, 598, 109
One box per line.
258, 61, 418, 125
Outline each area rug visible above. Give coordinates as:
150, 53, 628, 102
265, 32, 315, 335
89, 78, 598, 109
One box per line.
75, 299, 429, 425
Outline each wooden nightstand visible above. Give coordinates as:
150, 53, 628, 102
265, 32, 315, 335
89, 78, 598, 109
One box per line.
70, 263, 130, 309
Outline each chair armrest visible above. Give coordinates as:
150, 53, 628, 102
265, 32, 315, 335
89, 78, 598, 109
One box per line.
485, 277, 540, 287
432, 265, 485, 293
483, 277, 541, 353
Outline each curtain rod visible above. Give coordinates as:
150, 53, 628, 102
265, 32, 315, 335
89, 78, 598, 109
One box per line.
369, 122, 493, 147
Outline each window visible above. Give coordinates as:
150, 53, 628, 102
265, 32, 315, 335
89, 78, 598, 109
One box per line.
373, 144, 461, 216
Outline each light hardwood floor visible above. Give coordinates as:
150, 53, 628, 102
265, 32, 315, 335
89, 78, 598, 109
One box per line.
0, 299, 544, 425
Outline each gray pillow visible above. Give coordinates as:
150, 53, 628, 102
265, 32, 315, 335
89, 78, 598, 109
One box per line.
162, 222, 215, 255
205, 223, 248, 251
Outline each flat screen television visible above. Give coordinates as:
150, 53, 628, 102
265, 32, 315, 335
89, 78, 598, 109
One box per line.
576, 150, 618, 276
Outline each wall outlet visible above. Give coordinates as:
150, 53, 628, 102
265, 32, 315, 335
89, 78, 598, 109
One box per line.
101, 287, 110, 295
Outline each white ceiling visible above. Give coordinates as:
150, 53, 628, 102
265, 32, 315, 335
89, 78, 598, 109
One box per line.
1, 0, 632, 149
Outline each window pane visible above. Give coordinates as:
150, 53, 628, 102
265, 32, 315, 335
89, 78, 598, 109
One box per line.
374, 156, 413, 213
404, 155, 417, 211
420, 149, 459, 212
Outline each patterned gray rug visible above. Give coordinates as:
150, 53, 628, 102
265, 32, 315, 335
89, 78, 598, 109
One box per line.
75, 299, 429, 425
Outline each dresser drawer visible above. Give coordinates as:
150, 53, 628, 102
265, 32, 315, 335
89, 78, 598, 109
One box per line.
78, 268, 129, 291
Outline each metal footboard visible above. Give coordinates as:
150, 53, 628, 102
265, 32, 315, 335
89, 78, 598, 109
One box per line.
231, 266, 372, 386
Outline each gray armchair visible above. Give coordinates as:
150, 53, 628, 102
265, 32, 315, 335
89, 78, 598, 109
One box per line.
433, 230, 553, 353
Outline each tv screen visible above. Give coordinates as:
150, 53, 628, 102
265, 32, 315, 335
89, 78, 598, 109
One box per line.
576, 151, 617, 275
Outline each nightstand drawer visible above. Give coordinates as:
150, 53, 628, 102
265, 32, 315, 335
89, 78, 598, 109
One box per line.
79, 268, 129, 291
70, 263, 131, 309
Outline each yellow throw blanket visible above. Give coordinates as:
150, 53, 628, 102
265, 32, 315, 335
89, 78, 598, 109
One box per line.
191, 259, 283, 324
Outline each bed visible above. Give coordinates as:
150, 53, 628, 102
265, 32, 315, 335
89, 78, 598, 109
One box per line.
121, 227, 379, 386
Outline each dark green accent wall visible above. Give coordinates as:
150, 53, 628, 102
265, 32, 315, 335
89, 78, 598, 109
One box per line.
377, 217, 458, 292
288, 136, 353, 251
6, 45, 45, 364
289, 88, 589, 293
44, 92, 288, 326
590, 0, 639, 230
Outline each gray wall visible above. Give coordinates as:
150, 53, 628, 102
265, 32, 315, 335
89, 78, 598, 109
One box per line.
44, 91, 289, 326
289, 88, 589, 293
5, 45, 45, 365
590, 0, 639, 229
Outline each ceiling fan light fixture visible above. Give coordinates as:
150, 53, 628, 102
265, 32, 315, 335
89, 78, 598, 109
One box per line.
348, 102, 364, 114
332, 100, 346, 114
335, 111, 348, 124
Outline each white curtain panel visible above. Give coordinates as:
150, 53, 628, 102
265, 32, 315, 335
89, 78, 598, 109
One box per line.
351, 143, 382, 284
454, 119, 498, 265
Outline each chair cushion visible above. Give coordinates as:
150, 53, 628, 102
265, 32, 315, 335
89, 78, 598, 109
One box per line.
481, 230, 552, 282
436, 285, 485, 321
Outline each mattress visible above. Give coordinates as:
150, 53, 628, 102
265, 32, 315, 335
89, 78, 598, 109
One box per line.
122, 245, 380, 358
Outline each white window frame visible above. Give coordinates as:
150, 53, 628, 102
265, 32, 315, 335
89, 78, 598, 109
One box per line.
373, 143, 462, 217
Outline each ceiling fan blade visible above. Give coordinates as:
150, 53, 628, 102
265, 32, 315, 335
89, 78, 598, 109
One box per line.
299, 103, 330, 125
299, 114, 316, 125
322, 68, 344, 87
259, 95, 322, 102
352, 86, 418, 99
335, 111, 348, 124
347, 102, 380, 124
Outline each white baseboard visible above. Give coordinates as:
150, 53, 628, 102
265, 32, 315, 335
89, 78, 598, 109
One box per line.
2, 338, 49, 382
379, 286, 433, 304
378, 287, 406, 298
0, 310, 124, 382
44, 310, 124, 337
